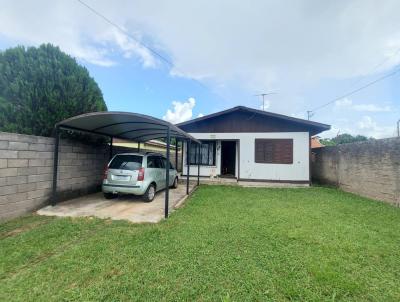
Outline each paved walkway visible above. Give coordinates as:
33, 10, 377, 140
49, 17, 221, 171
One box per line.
38, 182, 196, 223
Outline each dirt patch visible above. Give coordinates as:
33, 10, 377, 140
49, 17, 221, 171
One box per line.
0, 220, 50, 239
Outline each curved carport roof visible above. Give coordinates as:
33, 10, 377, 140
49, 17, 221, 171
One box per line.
56, 111, 200, 143
52, 111, 201, 219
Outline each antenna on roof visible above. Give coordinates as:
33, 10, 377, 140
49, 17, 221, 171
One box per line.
254, 92, 277, 111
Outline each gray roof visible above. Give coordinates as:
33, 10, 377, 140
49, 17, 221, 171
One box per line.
57, 111, 199, 143
177, 106, 330, 132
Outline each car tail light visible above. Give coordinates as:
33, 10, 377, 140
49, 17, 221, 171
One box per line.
103, 166, 108, 180
137, 168, 145, 181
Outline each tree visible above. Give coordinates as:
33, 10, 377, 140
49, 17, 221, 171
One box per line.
319, 138, 336, 146
0, 44, 107, 137
320, 133, 370, 146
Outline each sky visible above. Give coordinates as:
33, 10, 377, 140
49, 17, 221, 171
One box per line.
0, 0, 399, 138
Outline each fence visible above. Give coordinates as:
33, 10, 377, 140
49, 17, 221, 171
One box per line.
312, 137, 400, 206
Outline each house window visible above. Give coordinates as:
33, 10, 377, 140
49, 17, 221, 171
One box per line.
255, 139, 293, 164
189, 140, 216, 166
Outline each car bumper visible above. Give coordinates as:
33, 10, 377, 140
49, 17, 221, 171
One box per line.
102, 183, 147, 195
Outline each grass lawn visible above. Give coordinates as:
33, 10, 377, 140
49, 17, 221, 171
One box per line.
1, 186, 400, 301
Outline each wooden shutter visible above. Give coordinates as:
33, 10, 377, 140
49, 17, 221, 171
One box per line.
254, 139, 293, 164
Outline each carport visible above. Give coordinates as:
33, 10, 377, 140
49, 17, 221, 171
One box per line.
50, 111, 201, 219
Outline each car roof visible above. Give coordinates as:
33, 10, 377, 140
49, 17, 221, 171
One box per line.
113, 152, 165, 157
113, 153, 143, 157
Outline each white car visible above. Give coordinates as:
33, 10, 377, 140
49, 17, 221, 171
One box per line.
102, 152, 178, 202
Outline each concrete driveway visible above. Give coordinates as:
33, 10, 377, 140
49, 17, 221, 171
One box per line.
38, 182, 196, 223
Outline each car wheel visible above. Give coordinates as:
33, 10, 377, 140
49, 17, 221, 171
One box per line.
171, 177, 178, 189
103, 192, 117, 199
144, 184, 156, 202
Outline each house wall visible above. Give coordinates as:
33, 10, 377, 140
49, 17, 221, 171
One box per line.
183, 132, 310, 182
312, 137, 400, 206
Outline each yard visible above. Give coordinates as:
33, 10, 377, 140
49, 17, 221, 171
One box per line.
1, 186, 399, 301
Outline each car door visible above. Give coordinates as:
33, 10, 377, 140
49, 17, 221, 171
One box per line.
146, 156, 162, 190
156, 156, 166, 190
161, 157, 177, 187
168, 158, 177, 186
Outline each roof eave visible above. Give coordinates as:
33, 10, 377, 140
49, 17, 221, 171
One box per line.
176, 106, 331, 131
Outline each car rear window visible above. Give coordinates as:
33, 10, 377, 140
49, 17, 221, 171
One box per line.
109, 155, 143, 170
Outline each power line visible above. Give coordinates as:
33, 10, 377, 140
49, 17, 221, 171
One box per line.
303, 46, 400, 119
76, 0, 216, 94
346, 47, 400, 91
309, 66, 400, 113
76, 0, 173, 67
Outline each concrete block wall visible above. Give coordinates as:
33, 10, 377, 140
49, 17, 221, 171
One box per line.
0, 132, 110, 221
312, 137, 400, 206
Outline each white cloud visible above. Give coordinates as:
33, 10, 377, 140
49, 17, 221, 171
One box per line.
352, 104, 391, 112
335, 98, 391, 112
320, 116, 397, 139
1, 0, 400, 86
356, 116, 396, 138
99, 28, 157, 68
0, 0, 156, 67
357, 116, 377, 130
163, 97, 196, 124
335, 98, 353, 108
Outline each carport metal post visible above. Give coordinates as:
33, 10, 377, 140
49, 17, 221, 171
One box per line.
197, 142, 200, 186
180, 140, 184, 172
186, 139, 190, 195
51, 125, 60, 206
109, 137, 113, 160
175, 139, 178, 171
165, 126, 171, 218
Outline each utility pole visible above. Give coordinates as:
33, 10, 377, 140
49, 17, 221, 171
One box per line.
307, 110, 314, 120
397, 119, 400, 137
254, 92, 276, 111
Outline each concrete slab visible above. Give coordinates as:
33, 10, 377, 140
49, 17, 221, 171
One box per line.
37, 182, 197, 223
185, 176, 309, 187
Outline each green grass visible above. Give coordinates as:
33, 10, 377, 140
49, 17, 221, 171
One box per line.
1, 186, 400, 301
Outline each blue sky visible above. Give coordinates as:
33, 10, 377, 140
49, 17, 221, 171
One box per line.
1, 0, 399, 138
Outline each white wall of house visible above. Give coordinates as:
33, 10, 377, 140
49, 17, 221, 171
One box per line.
183, 132, 310, 182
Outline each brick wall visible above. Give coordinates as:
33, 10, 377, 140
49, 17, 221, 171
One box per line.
312, 137, 400, 206
0, 131, 182, 221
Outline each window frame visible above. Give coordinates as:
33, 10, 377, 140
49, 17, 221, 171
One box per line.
188, 140, 216, 166
254, 138, 294, 164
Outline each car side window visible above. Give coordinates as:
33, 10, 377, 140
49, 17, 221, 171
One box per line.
147, 156, 157, 168
157, 157, 165, 169
160, 157, 174, 169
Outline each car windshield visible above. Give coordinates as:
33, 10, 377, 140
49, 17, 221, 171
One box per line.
109, 155, 143, 170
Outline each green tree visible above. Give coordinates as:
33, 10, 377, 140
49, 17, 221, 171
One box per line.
319, 138, 337, 146
0, 44, 107, 137
320, 133, 370, 146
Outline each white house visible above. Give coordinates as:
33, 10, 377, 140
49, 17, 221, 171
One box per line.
177, 106, 330, 184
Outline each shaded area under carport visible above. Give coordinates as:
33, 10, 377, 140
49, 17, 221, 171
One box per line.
39, 181, 197, 223
51, 111, 201, 220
